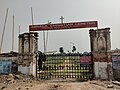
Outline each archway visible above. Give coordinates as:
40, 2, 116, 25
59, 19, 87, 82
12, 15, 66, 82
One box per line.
29, 21, 98, 80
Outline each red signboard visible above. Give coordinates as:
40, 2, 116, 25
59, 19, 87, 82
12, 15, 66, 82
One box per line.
80, 56, 91, 63
29, 21, 98, 31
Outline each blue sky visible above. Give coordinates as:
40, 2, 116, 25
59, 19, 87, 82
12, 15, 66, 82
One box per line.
0, 0, 120, 53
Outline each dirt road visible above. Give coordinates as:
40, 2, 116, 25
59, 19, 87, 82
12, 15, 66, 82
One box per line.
1, 79, 120, 90
0, 74, 120, 90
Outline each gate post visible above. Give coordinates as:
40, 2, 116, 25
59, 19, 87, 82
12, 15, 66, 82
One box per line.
18, 32, 38, 77
89, 28, 113, 80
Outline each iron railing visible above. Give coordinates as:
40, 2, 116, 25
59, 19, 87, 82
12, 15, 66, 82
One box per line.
37, 53, 93, 81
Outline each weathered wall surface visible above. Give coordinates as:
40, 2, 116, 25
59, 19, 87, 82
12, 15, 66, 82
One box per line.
0, 52, 18, 74
18, 32, 38, 77
0, 57, 18, 61
92, 52, 113, 79
89, 28, 113, 80
94, 62, 112, 80
112, 53, 120, 80
89, 28, 111, 52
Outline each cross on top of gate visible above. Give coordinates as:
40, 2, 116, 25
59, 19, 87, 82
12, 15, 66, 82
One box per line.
60, 16, 64, 23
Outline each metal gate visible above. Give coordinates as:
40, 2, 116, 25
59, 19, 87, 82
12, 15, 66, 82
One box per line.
37, 53, 93, 81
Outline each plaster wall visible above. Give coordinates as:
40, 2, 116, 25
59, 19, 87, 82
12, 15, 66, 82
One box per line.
94, 62, 112, 79
18, 62, 36, 76
18, 32, 38, 77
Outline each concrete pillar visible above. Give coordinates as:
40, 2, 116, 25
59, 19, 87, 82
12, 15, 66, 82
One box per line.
18, 32, 38, 77
89, 28, 113, 80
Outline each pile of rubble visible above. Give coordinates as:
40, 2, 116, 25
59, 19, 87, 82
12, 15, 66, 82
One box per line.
90, 80, 120, 90
0, 73, 38, 90
1, 74, 120, 90
0, 73, 35, 84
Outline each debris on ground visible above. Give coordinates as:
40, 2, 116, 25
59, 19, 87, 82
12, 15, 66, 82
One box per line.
0, 74, 120, 90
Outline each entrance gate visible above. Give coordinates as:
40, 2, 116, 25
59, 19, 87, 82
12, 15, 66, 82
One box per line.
37, 53, 93, 81
29, 20, 98, 80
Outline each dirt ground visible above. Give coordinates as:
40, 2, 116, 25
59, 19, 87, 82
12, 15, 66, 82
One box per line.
0, 74, 120, 90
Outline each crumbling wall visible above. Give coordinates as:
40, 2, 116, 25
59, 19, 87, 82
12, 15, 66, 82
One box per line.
89, 28, 113, 80
112, 54, 120, 80
18, 32, 38, 77
89, 28, 111, 52
92, 52, 113, 80
0, 52, 18, 74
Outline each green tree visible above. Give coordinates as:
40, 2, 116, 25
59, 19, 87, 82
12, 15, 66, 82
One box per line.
72, 46, 76, 53
59, 47, 64, 53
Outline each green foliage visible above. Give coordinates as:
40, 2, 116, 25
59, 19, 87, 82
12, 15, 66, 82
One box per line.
59, 47, 64, 53
72, 46, 76, 53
